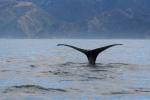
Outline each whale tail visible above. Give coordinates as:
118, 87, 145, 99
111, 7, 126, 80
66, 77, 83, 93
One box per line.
57, 44, 122, 65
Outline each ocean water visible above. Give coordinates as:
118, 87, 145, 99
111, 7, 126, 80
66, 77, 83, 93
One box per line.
0, 39, 150, 100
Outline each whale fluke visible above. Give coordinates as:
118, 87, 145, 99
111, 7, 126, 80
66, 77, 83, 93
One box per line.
57, 44, 122, 65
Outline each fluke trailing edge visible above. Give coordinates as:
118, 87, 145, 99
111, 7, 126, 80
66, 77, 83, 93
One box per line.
57, 44, 123, 65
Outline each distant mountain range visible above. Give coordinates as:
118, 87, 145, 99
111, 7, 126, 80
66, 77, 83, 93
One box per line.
0, 0, 150, 38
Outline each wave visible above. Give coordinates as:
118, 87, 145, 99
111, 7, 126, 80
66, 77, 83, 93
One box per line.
48, 62, 130, 68
3, 85, 67, 94
103, 88, 150, 95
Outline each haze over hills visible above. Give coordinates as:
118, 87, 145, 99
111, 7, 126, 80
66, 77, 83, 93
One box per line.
0, 0, 52, 38
0, 0, 150, 38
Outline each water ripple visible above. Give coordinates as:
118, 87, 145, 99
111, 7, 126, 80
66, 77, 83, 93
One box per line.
3, 85, 67, 94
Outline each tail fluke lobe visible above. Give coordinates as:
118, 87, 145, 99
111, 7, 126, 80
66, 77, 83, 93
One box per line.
87, 44, 123, 65
57, 44, 87, 54
93, 44, 123, 53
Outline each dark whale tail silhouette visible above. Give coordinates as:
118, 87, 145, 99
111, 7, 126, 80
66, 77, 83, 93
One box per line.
57, 44, 123, 65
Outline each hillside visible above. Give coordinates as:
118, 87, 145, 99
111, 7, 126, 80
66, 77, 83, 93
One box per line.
0, 0, 52, 38
0, 0, 150, 38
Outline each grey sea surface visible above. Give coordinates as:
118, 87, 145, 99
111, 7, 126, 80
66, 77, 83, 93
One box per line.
0, 39, 150, 100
